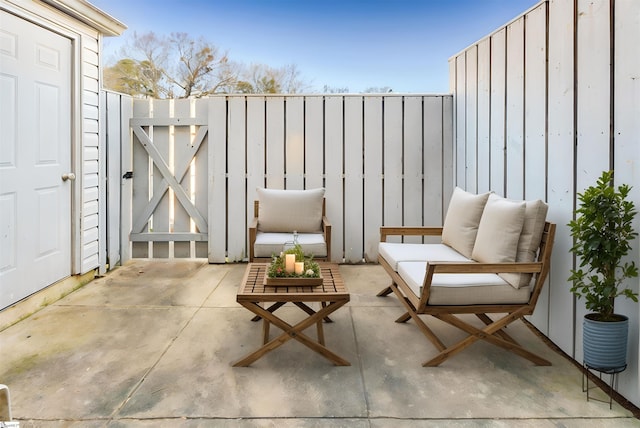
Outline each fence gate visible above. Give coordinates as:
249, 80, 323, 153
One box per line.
129, 99, 209, 259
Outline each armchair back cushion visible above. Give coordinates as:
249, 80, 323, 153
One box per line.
256, 187, 325, 233
441, 187, 491, 258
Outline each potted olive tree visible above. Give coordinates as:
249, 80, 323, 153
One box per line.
569, 170, 638, 369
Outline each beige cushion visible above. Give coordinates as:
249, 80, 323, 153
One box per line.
378, 242, 470, 271
398, 261, 531, 305
500, 198, 549, 288
257, 188, 325, 233
254, 232, 327, 258
472, 194, 526, 278
441, 187, 491, 258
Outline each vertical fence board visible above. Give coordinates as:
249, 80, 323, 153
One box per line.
383, 97, 403, 243
364, 96, 383, 261
246, 96, 266, 247
324, 96, 344, 261
524, 3, 548, 201
523, 3, 550, 330
477, 39, 491, 193
424, 96, 445, 230
455, 55, 467, 188
490, 29, 507, 194
505, 18, 525, 199
344, 96, 364, 262
465, 47, 478, 193
173, 99, 193, 258
544, 0, 575, 352
151, 100, 171, 258
574, 0, 612, 361
614, 0, 640, 402
266, 97, 285, 189
304, 96, 324, 189
193, 100, 209, 258
404, 96, 424, 244
209, 96, 227, 262
442, 95, 454, 214
577, 0, 611, 184
131, 100, 151, 258
286, 97, 304, 189
227, 97, 247, 261
119, 96, 133, 263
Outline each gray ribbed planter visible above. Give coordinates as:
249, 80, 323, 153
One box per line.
583, 313, 628, 370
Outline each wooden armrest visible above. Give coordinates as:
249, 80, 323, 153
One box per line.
322, 216, 332, 261
249, 217, 258, 229
380, 226, 443, 242
425, 261, 543, 275
248, 217, 258, 261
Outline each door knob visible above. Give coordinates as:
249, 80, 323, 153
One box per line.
61, 172, 76, 181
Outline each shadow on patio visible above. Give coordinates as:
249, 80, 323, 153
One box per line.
1, 260, 638, 427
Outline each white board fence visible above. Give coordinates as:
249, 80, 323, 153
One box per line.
449, 0, 640, 407
117, 95, 453, 264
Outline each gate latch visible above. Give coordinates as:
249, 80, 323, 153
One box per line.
122, 171, 133, 179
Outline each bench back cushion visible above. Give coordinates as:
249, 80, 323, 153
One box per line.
257, 188, 325, 233
499, 198, 549, 288
441, 187, 491, 258
472, 194, 526, 280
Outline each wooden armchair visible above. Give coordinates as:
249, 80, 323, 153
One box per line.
377, 188, 556, 366
248, 188, 331, 262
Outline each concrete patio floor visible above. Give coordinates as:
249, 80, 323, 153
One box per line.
1, 260, 639, 427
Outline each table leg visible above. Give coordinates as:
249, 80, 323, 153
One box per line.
233, 300, 350, 367
262, 319, 270, 344
251, 301, 286, 322
293, 302, 333, 323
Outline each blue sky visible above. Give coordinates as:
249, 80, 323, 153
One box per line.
90, 0, 540, 93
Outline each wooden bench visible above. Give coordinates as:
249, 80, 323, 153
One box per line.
377, 188, 556, 366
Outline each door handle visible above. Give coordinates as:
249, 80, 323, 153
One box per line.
61, 172, 76, 181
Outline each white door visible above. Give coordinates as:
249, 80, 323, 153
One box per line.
0, 11, 73, 309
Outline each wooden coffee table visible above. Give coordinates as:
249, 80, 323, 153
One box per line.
233, 263, 350, 366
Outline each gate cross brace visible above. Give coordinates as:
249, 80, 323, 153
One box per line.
131, 125, 208, 234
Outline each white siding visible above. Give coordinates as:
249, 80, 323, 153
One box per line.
1, 0, 113, 276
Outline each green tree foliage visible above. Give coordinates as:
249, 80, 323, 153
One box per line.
103, 31, 233, 98
103, 31, 310, 97
236, 63, 308, 94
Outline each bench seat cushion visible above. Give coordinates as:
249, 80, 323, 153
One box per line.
254, 232, 327, 258
379, 242, 469, 271
397, 261, 531, 305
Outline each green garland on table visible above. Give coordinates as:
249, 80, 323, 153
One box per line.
267, 244, 320, 278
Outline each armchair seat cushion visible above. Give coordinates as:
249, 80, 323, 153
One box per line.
378, 242, 469, 271
397, 261, 531, 305
253, 232, 327, 258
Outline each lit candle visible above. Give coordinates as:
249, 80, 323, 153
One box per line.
295, 262, 304, 275
285, 254, 296, 273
